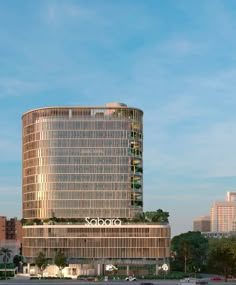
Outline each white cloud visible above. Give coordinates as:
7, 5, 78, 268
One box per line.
0, 78, 41, 97
159, 38, 206, 57
43, 2, 97, 26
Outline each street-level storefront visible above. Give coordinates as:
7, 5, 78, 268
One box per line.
23, 222, 170, 276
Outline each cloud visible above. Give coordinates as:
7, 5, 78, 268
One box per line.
159, 38, 206, 58
0, 78, 41, 98
43, 2, 97, 26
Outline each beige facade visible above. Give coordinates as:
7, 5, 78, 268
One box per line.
22, 104, 143, 220
193, 216, 211, 232
22, 103, 171, 275
0, 216, 6, 241
211, 201, 234, 232
23, 224, 170, 264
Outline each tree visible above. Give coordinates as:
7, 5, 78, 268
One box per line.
132, 212, 146, 222
20, 218, 27, 225
13, 254, 24, 273
54, 250, 67, 277
208, 237, 236, 281
171, 231, 208, 273
145, 209, 169, 223
0, 247, 12, 279
35, 251, 48, 276
180, 240, 191, 274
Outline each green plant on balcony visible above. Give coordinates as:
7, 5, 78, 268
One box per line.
131, 182, 141, 189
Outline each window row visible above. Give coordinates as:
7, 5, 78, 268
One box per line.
23, 246, 167, 259
23, 148, 130, 160
23, 174, 130, 184
24, 165, 130, 176
23, 120, 133, 135
23, 208, 133, 219
23, 182, 130, 192
24, 191, 130, 201
23, 156, 129, 168
24, 130, 130, 143
23, 199, 130, 209
24, 227, 170, 238
23, 237, 169, 248
24, 139, 129, 150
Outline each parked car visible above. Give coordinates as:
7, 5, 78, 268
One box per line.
196, 280, 208, 285
211, 277, 221, 281
125, 276, 137, 281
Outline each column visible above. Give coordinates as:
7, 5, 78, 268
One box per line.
126, 265, 129, 276
97, 264, 101, 276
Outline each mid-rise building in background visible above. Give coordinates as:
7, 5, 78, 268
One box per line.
0, 216, 22, 242
211, 201, 234, 232
193, 216, 211, 232
193, 191, 236, 237
22, 103, 171, 277
226, 192, 236, 204
0, 216, 22, 259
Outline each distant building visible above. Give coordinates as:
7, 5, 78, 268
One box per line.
226, 192, 236, 231
0, 216, 22, 242
0, 216, 22, 260
193, 216, 211, 232
0, 216, 6, 241
211, 201, 234, 232
202, 231, 232, 239
226, 192, 236, 204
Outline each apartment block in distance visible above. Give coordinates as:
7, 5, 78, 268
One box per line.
0, 216, 22, 242
211, 201, 234, 232
22, 103, 171, 277
193, 216, 211, 232
0, 216, 22, 258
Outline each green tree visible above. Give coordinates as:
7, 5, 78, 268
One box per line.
54, 250, 67, 277
13, 254, 24, 273
145, 209, 169, 223
132, 212, 146, 222
180, 240, 191, 274
20, 218, 27, 225
35, 251, 48, 276
171, 231, 208, 273
0, 247, 12, 279
208, 237, 236, 281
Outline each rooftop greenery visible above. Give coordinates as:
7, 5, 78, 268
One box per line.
21, 209, 169, 226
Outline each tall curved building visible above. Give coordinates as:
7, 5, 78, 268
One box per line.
22, 103, 143, 220
22, 103, 170, 276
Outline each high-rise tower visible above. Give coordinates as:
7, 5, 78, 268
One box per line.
22, 103, 143, 220
22, 103, 170, 276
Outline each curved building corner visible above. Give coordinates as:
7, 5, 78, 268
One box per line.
22, 103, 171, 277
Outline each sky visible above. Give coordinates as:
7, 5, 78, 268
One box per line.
1, 0, 236, 237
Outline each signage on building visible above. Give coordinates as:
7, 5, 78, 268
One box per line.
85, 217, 122, 226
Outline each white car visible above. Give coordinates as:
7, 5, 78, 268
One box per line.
125, 276, 137, 281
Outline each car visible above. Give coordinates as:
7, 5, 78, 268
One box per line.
196, 280, 208, 285
125, 276, 137, 281
211, 277, 221, 281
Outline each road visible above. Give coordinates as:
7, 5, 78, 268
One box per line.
1, 278, 236, 285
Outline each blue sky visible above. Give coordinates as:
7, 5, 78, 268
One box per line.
1, 0, 236, 236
